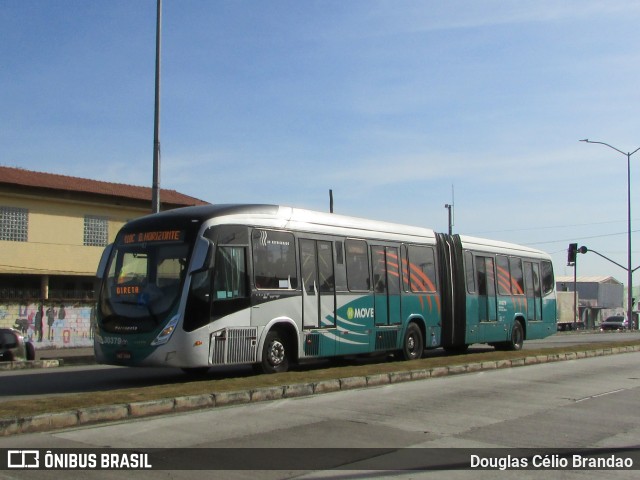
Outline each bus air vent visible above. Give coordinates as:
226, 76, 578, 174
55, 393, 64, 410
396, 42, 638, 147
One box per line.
375, 329, 398, 351
209, 328, 258, 365
304, 333, 321, 356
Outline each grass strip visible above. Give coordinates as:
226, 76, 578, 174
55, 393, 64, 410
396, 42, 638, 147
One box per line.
1, 340, 639, 419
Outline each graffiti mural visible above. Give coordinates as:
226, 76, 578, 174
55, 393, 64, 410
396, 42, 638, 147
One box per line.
0, 302, 94, 348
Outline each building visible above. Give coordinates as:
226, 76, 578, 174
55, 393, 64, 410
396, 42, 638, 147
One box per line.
555, 276, 624, 329
0, 166, 208, 347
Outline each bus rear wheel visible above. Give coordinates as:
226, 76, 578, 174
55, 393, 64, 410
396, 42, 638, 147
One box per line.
401, 323, 424, 361
496, 321, 524, 351
508, 321, 524, 351
259, 330, 290, 374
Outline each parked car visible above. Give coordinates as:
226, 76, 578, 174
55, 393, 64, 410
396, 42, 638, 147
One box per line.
599, 315, 628, 332
0, 328, 35, 362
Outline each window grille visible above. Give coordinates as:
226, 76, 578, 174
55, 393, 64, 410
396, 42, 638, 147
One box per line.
0, 206, 28, 242
84, 215, 108, 246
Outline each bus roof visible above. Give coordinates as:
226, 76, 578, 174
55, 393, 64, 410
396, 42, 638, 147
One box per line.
131, 204, 436, 243
459, 234, 550, 259
126, 204, 550, 259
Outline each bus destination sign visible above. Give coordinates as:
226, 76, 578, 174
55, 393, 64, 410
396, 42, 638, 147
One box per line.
121, 230, 184, 245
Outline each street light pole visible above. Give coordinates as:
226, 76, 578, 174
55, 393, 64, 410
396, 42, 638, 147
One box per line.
444, 204, 453, 235
580, 139, 640, 330
151, 0, 162, 213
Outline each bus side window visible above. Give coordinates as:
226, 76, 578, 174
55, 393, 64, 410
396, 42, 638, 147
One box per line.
252, 230, 298, 290
406, 245, 437, 293
345, 239, 370, 291
211, 246, 250, 320
496, 255, 511, 295
334, 241, 347, 291
213, 246, 247, 300
509, 257, 524, 295
465, 251, 476, 293
185, 249, 214, 332
371, 246, 387, 293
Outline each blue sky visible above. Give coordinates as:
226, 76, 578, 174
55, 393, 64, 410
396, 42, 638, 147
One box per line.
2, 0, 640, 282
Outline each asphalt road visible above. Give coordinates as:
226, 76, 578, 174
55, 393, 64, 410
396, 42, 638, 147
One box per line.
1, 331, 639, 403
1, 348, 638, 479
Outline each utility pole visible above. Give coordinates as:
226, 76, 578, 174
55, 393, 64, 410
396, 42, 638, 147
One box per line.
444, 204, 453, 235
567, 243, 582, 329
580, 139, 640, 329
444, 185, 454, 235
151, 0, 162, 213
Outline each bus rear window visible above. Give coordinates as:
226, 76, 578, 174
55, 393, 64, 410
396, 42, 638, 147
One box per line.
541, 261, 554, 295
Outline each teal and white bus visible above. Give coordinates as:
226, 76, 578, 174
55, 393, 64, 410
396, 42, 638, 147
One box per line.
95, 204, 556, 374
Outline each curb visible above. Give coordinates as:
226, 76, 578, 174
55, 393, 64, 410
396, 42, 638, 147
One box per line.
0, 359, 63, 371
1, 345, 639, 437
0, 356, 96, 371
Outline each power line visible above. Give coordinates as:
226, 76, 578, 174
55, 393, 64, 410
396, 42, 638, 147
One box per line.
524, 229, 640, 247
470, 218, 640, 236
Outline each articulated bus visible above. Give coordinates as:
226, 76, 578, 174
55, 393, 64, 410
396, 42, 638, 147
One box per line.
95, 204, 556, 374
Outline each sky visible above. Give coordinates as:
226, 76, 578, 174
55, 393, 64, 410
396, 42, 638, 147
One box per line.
2, 0, 640, 283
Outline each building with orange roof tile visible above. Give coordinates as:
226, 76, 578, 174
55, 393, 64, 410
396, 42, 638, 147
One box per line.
0, 166, 209, 347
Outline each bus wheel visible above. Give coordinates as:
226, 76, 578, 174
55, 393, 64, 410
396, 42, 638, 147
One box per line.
401, 323, 424, 361
260, 330, 290, 374
504, 321, 524, 351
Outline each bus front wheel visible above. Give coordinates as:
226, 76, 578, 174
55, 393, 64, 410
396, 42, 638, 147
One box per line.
401, 323, 424, 361
259, 330, 290, 374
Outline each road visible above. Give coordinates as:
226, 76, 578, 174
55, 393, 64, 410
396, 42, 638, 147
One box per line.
0, 348, 638, 479
1, 332, 639, 402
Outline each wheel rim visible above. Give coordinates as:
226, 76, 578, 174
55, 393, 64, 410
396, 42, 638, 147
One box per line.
407, 335, 416, 352
268, 340, 285, 366
514, 325, 523, 349
405, 329, 421, 359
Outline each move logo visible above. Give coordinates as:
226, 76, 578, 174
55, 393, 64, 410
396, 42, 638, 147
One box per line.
346, 307, 374, 320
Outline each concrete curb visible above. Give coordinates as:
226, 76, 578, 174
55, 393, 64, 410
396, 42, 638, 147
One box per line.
0, 359, 62, 371
1, 345, 639, 437
0, 356, 96, 371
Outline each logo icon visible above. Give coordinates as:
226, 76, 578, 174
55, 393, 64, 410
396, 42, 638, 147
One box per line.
346, 307, 354, 320
8, 450, 39, 469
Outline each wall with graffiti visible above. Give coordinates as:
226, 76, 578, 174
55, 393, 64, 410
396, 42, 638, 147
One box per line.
0, 302, 94, 348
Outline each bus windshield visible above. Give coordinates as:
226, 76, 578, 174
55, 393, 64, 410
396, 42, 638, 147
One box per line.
99, 230, 191, 332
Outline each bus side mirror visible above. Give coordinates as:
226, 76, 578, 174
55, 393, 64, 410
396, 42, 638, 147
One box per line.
96, 244, 114, 279
190, 237, 214, 273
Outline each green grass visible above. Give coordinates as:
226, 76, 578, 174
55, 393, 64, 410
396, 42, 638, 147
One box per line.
1, 339, 639, 419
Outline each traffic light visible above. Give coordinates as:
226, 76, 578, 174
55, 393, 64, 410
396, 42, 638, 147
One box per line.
567, 243, 578, 265
567, 243, 588, 265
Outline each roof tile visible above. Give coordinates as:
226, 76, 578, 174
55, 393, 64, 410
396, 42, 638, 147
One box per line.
0, 165, 208, 207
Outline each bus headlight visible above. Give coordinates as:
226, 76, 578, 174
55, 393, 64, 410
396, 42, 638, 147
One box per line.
151, 315, 180, 346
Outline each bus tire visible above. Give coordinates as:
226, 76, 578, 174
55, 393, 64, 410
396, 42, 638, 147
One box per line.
259, 330, 290, 374
504, 321, 524, 351
401, 323, 424, 361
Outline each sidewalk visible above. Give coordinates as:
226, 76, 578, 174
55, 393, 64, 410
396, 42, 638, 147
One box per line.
35, 346, 96, 365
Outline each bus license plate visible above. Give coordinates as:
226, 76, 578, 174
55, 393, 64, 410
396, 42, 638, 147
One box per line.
116, 351, 132, 360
